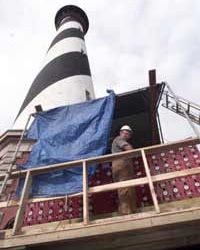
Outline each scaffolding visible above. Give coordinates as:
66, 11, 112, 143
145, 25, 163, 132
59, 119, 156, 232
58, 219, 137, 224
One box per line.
1, 82, 200, 249
162, 84, 200, 127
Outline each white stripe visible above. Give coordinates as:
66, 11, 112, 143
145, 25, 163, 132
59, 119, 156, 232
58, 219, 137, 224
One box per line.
43, 38, 87, 66
14, 75, 95, 129
58, 21, 83, 33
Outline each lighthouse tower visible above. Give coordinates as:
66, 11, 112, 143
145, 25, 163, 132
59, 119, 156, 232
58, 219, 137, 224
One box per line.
14, 5, 95, 129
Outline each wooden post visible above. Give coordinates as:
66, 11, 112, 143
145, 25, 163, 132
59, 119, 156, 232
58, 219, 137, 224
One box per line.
141, 149, 160, 213
82, 161, 89, 225
12, 170, 32, 235
148, 69, 160, 144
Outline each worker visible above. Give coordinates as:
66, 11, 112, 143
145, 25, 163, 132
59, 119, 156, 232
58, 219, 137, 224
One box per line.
111, 125, 137, 215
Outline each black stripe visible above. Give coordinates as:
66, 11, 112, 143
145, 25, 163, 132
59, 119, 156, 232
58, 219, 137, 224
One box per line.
16, 52, 91, 119
48, 28, 84, 50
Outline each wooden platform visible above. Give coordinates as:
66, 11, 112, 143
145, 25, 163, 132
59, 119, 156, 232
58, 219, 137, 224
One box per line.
1, 199, 200, 250
0, 134, 200, 249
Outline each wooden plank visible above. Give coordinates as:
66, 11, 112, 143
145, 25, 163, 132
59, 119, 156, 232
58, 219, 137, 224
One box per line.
152, 166, 200, 182
28, 192, 82, 203
12, 170, 32, 235
33, 222, 200, 250
89, 176, 148, 194
2, 166, 200, 210
0, 152, 140, 180
145, 137, 199, 154
89, 166, 200, 196
0, 192, 83, 208
82, 161, 89, 225
2, 207, 200, 249
88, 137, 199, 164
141, 149, 160, 213
1, 167, 200, 209
141, 196, 200, 213
3, 203, 200, 238
1, 191, 200, 216
0, 137, 198, 181
0, 160, 85, 180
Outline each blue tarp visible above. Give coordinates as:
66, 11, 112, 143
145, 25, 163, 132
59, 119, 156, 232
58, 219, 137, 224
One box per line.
17, 92, 115, 197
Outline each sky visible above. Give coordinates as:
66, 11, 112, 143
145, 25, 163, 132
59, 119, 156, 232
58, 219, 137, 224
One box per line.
0, 0, 200, 142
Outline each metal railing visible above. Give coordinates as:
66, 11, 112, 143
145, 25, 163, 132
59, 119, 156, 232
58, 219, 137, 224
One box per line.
0, 137, 199, 236
162, 82, 200, 137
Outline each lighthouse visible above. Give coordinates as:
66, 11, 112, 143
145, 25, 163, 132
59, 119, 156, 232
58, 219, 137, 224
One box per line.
14, 5, 95, 129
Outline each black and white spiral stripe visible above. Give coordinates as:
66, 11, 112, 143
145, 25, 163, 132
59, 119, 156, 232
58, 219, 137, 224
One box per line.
14, 7, 95, 129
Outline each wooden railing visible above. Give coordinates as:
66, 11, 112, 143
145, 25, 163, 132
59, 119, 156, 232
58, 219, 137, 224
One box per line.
0, 137, 200, 236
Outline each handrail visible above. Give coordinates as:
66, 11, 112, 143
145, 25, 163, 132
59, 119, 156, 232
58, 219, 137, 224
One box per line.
2, 166, 200, 208
163, 91, 200, 112
0, 137, 198, 181
164, 82, 200, 138
164, 91, 200, 111
0, 136, 199, 235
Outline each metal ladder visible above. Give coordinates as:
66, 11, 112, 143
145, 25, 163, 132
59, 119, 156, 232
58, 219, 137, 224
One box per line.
160, 82, 200, 140
162, 88, 200, 126
0, 114, 34, 196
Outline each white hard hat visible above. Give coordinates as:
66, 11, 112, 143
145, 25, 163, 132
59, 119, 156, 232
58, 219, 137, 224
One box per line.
120, 125, 133, 133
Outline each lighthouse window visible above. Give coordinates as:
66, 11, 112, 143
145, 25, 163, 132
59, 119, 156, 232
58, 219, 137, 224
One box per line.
85, 90, 91, 101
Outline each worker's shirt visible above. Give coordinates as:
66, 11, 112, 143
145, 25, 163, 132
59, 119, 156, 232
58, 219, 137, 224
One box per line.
111, 136, 131, 154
